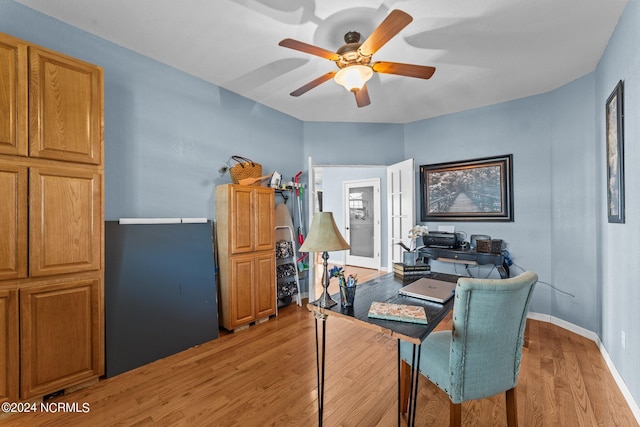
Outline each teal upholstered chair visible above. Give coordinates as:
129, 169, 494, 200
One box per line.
400, 271, 538, 427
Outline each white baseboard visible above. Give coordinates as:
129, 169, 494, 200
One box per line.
528, 312, 640, 423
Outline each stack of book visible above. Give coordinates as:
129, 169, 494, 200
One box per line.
393, 262, 430, 277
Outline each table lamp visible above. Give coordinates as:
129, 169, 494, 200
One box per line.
299, 212, 350, 308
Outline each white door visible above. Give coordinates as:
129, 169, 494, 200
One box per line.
387, 159, 415, 267
344, 179, 381, 269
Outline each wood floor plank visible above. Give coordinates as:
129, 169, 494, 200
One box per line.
520, 320, 545, 427
559, 331, 600, 426
2, 300, 638, 426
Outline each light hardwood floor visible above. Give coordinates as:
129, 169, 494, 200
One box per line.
3, 290, 638, 426
314, 263, 385, 299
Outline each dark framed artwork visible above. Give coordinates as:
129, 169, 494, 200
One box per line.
606, 80, 625, 223
419, 154, 513, 222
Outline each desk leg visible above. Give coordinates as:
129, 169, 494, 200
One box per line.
398, 340, 421, 427
314, 311, 328, 427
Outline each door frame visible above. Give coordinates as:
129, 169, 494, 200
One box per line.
387, 158, 415, 269
307, 157, 415, 301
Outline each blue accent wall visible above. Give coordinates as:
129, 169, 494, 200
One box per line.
405, 94, 555, 317
3, 0, 639, 408
0, 0, 303, 220
320, 166, 387, 266
303, 121, 405, 165
595, 0, 640, 405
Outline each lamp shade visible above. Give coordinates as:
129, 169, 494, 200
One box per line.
334, 65, 373, 92
299, 212, 350, 253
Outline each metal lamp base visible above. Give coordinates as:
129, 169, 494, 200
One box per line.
313, 290, 338, 308
311, 251, 337, 308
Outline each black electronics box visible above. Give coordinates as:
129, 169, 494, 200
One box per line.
422, 232, 459, 249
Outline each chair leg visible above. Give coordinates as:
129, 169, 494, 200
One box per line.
399, 359, 411, 413
449, 401, 462, 427
506, 387, 518, 427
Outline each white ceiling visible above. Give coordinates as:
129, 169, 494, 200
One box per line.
15, 0, 628, 124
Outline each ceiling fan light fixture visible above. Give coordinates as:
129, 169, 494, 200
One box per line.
334, 65, 373, 92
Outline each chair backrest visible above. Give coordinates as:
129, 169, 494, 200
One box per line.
448, 271, 538, 403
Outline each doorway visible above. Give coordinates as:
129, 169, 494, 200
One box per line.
344, 179, 380, 269
307, 158, 415, 301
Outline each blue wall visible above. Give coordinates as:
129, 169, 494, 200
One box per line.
403, 73, 601, 330
0, 0, 304, 221
595, 0, 640, 405
303, 121, 405, 166
3, 0, 638, 409
320, 166, 387, 266
548, 75, 599, 332
405, 95, 555, 316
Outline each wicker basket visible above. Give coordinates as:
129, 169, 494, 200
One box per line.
228, 156, 262, 184
476, 239, 503, 254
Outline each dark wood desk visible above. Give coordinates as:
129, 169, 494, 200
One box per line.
307, 272, 459, 427
420, 247, 510, 278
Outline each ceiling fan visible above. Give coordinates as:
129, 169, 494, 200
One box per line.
278, 9, 435, 108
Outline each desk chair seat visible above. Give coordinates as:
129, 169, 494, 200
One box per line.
400, 271, 538, 427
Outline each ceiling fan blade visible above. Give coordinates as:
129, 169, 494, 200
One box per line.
290, 72, 337, 97
279, 38, 341, 61
358, 10, 413, 57
372, 61, 436, 79
354, 85, 371, 108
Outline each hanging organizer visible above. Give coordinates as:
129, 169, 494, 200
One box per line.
275, 225, 302, 306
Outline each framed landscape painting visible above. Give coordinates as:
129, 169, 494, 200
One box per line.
606, 80, 625, 223
419, 154, 513, 222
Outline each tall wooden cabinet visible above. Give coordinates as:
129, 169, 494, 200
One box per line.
0, 32, 104, 402
215, 184, 276, 330
0, 289, 18, 403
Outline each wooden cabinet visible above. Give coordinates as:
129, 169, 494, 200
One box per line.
0, 32, 102, 164
29, 46, 103, 165
0, 288, 19, 403
0, 32, 103, 401
228, 253, 276, 327
227, 185, 275, 254
254, 253, 277, 318
0, 33, 28, 156
20, 276, 102, 399
0, 163, 27, 281
216, 185, 276, 330
29, 166, 102, 277
0, 163, 101, 281
0, 34, 28, 157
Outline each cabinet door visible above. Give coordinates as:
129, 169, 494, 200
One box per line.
230, 186, 254, 254
29, 46, 103, 165
0, 163, 27, 280
229, 255, 255, 327
20, 277, 102, 399
254, 188, 275, 252
0, 288, 19, 403
254, 253, 276, 319
0, 33, 27, 156
29, 167, 102, 277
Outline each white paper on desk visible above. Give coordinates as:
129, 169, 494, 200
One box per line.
438, 225, 455, 233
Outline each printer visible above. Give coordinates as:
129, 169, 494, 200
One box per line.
421, 232, 459, 249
